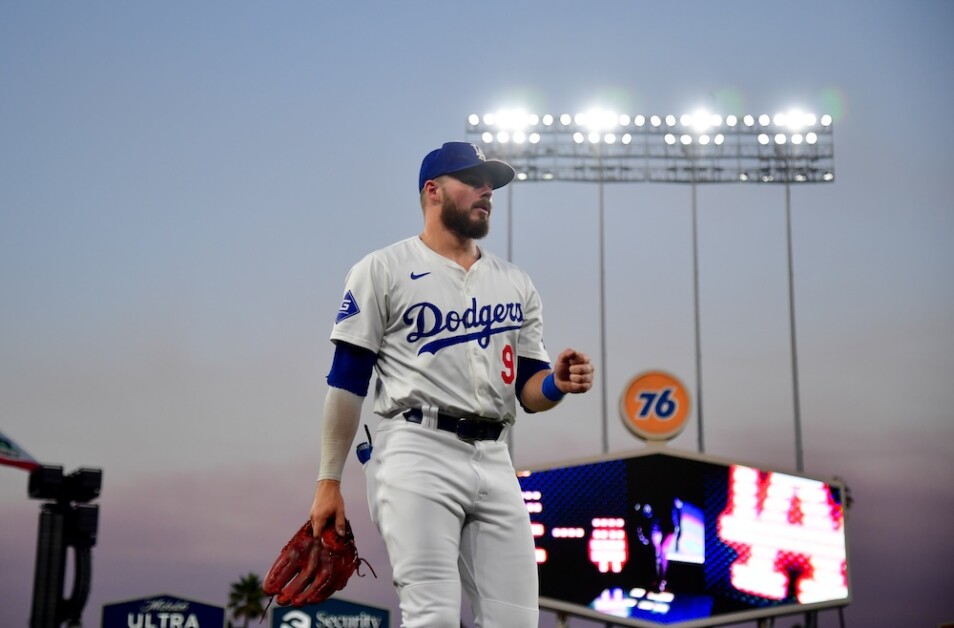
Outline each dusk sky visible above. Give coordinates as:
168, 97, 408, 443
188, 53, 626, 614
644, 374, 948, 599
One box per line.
2, 2, 952, 627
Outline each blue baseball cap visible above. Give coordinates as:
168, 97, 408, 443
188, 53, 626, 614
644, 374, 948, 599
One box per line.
418, 142, 515, 191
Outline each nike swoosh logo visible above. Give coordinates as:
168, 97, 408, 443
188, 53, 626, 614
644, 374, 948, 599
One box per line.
410, 271, 431, 280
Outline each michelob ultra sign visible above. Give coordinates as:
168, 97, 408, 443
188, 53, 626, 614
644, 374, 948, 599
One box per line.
102, 594, 224, 628
518, 448, 850, 627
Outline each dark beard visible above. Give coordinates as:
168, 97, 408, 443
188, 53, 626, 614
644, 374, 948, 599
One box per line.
440, 195, 489, 240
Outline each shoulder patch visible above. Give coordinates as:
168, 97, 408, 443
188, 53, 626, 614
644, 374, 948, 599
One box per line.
336, 290, 360, 324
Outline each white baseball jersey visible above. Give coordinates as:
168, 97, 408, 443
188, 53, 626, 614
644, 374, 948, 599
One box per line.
330, 235, 551, 423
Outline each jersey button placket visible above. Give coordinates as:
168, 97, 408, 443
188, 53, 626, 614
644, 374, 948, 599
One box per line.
469, 345, 481, 404
461, 276, 481, 404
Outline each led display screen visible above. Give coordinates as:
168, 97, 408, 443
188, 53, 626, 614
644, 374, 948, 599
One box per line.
518, 449, 849, 627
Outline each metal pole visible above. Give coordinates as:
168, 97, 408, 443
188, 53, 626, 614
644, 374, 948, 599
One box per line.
690, 160, 705, 453
507, 181, 514, 262
598, 149, 609, 454
785, 176, 805, 472
506, 182, 515, 454
31, 503, 67, 628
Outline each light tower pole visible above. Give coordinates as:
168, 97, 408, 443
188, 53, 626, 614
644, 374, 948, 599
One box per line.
466, 108, 834, 465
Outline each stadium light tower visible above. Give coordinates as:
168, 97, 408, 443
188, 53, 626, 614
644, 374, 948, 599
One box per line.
466, 108, 834, 467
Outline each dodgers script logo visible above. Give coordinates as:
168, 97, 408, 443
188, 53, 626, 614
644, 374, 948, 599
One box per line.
404, 298, 523, 355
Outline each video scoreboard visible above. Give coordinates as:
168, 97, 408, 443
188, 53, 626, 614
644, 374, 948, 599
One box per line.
518, 448, 850, 627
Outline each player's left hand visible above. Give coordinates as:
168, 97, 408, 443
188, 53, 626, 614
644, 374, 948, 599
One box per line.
553, 348, 594, 394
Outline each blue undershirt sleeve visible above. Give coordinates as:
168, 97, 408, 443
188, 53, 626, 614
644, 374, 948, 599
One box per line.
516, 356, 551, 413
326, 341, 377, 397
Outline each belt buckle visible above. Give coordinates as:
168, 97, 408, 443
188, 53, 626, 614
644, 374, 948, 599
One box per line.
455, 418, 485, 442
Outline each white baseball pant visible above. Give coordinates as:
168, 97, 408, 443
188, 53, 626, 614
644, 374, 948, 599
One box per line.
366, 417, 538, 627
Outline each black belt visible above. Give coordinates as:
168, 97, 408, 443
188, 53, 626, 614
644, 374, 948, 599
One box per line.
403, 409, 505, 442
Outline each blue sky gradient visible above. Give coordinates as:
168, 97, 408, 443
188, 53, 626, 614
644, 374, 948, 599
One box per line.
2, 2, 952, 626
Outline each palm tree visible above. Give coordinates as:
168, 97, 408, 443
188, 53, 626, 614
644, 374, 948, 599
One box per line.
228, 572, 267, 628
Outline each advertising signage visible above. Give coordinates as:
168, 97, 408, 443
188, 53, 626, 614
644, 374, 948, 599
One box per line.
102, 594, 224, 628
269, 597, 390, 628
518, 448, 850, 627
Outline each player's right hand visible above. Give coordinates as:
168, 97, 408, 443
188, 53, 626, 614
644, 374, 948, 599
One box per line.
310, 479, 347, 537
553, 348, 594, 394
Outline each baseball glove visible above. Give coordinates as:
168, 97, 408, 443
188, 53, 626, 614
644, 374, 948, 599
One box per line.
263, 518, 376, 607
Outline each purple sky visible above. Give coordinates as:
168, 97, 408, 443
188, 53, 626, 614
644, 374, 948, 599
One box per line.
2, 2, 953, 627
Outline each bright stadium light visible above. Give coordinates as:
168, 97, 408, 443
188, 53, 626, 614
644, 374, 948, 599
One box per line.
571, 109, 613, 132
495, 109, 531, 130
690, 109, 714, 131
465, 104, 836, 477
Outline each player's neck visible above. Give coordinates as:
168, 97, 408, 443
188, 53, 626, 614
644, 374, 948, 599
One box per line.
419, 229, 480, 270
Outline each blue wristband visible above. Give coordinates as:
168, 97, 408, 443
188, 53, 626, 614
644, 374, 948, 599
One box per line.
542, 373, 566, 402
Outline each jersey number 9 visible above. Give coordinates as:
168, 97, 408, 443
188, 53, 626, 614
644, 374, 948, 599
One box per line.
501, 344, 515, 384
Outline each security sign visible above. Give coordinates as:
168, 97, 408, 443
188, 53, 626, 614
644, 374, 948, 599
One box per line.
620, 371, 690, 441
270, 598, 389, 628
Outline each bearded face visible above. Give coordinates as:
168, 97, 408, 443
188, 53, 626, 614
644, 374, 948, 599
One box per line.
439, 187, 491, 240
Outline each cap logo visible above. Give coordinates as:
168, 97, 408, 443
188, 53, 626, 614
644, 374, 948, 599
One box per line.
472, 144, 487, 162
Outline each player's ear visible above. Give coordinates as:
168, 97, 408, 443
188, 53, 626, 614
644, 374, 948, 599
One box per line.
423, 179, 443, 201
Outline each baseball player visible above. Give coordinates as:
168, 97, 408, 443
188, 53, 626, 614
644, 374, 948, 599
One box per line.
308, 141, 594, 627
